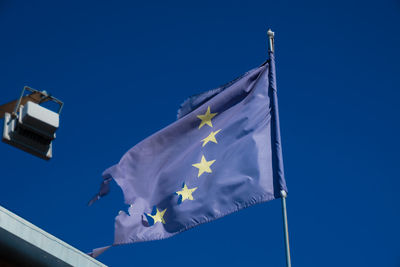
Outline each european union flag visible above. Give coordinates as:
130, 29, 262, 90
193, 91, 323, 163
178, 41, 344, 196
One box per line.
90, 54, 287, 255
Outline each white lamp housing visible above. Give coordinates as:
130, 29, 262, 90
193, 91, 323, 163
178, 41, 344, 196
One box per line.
2, 101, 60, 160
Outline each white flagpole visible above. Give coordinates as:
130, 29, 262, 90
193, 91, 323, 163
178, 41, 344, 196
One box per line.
267, 28, 292, 267
280, 190, 292, 267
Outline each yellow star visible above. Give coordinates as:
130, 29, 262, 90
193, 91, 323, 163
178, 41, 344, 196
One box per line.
192, 155, 216, 177
202, 129, 221, 147
147, 208, 167, 224
197, 106, 217, 129
176, 183, 197, 202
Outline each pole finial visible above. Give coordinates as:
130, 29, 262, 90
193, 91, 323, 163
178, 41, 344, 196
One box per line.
267, 28, 275, 53
267, 28, 275, 38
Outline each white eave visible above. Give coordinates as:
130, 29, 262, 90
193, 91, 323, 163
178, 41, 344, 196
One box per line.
0, 205, 107, 267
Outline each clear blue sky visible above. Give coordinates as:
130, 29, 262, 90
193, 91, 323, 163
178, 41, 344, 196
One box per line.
1, 1, 399, 266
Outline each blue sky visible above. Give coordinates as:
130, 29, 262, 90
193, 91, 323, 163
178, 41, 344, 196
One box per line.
1, 0, 399, 266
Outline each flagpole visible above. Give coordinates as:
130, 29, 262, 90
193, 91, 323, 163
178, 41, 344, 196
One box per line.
267, 29, 275, 53
267, 28, 292, 267
280, 190, 291, 267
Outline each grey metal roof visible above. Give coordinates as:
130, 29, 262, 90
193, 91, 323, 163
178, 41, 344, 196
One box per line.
0, 205, 107, 267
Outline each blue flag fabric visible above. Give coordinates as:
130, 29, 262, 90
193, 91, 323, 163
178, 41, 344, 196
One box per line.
90, 53, 287, 254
